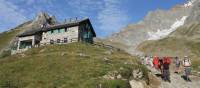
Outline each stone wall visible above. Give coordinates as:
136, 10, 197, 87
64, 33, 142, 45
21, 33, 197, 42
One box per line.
40, 26, 79, 45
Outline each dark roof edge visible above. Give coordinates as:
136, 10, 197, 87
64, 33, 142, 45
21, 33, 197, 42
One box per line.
82, 19, 96, 37
17, 18, 97, 37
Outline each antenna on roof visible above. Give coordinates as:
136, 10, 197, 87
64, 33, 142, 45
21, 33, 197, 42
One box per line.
75, 17, 78, 21
70, 18, 72, 22
64, 19, 67, 23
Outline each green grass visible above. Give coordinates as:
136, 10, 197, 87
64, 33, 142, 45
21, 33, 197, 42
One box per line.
0, 29, 21, 52
0, 43, 146, 88
138, 37, 190, 57
189, 42, 200, 71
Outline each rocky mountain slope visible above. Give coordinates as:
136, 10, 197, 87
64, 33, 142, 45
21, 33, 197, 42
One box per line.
138, 0, 200, 70
138, 0, 200, 56
107, 0, 195, 55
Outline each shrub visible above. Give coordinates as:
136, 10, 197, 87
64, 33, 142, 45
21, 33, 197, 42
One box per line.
0, 50, 11, 58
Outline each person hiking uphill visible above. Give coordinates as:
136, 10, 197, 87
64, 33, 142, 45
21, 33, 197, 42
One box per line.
149, 56, 154, 67
153, 56, 160, 70
145, 56, 151, 66
163, 56, 171, 82
159, 57, 164, 78
174, 57, 181, 74
183, 56, 192, 82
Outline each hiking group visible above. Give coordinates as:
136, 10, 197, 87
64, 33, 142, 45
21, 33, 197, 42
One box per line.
141, 55, 192, 82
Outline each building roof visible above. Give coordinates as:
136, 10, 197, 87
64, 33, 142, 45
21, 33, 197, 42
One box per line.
18, 18, 96, 37
18, 28, 43, 37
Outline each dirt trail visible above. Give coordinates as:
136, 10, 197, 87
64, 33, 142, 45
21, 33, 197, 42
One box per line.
147, 62, 200, 88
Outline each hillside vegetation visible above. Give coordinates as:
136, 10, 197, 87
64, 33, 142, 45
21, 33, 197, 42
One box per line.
0, 43, 148, 88
0, 30, 21, 51
0, 21, 32, 56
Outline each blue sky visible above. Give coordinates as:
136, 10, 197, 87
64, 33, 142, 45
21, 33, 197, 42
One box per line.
0, 0, 187, 37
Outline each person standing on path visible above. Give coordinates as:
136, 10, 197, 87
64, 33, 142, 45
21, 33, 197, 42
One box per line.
159, 57, 164, 78
153, 56, 160, 70
174, 57, 181, 74
150, 56, 154, 67
183, 56, 192, 82
162, 56, 171, 83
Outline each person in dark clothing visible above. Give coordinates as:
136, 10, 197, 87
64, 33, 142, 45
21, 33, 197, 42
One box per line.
158, 57, 164, 78
174, 57, 181, 74
162, 57, 171, 83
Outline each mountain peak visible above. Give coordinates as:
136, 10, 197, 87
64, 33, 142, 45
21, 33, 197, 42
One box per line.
33, 12, 57, 26
184, 0, 196, 8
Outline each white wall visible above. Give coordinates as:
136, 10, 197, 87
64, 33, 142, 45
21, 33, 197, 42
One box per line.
40, 26, 79, 45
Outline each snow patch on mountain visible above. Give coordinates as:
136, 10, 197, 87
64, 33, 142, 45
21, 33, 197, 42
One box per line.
147, 16, 188, 40
184, 0, 196, 7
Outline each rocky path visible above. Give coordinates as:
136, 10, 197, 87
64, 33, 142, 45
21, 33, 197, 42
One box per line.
147, 64, 200, 88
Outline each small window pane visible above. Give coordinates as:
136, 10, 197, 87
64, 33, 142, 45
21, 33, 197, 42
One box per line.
58, 29, 61, 33
64, 38, 68, 43
51, 30, 54, 34
57, 39, 61, 43
50, 40, 54, 44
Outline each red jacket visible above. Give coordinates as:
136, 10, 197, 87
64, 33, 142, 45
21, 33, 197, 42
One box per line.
153, 56, 159, 69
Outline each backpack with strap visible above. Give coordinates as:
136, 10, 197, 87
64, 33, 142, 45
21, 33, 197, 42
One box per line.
163, 57, 171, 64
183, 59, 191, 67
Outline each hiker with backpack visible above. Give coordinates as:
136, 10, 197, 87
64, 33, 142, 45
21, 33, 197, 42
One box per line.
145, 56, 151, 66
183, 56, 192, 82
149, 56, 154, 67
174, 57, 181, 74
162, 56, 171, 82
153, 56, 160, 70
159, 57, 164, 78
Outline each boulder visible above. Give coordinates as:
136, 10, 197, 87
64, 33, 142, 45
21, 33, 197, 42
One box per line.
132, 69, 143, 79
129, 80, 144, 88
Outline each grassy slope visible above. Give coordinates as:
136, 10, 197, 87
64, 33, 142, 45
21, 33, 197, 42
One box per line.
0, 29, 21, 51
0, 21, 32, 53
0, 43, 147, 88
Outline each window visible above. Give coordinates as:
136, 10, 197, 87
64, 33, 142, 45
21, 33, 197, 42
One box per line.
64, 38, 68, 43
51, 30, 54, 34
57, 39, 61, 43
50, 40, 54, 44
48, 31, 51, 34
58, 29, 61, 33
61, 28, 65, 33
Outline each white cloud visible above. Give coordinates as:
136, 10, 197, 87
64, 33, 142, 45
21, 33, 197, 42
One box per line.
0, 0, 130, 37
16, 0, 55, 5
0, 0, 27, 31
66, 0, 130, 37
97, 0, 129, 36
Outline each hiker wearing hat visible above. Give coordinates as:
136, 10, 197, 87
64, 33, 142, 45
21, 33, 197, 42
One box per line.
183, 56, 192, 82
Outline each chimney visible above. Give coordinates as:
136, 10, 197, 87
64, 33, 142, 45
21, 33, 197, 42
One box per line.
70, 18, 72, 22
64, 19, 67, 23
